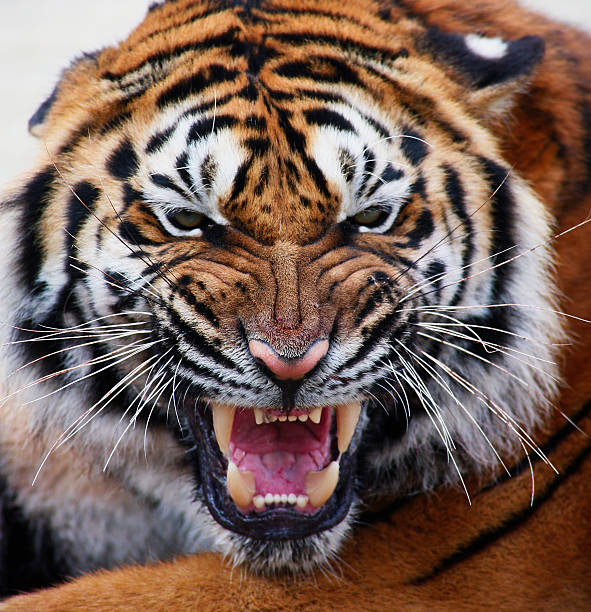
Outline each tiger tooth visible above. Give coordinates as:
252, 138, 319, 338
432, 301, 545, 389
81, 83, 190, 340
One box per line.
296, 495, 309, 508
298, 414, 308, 422
226, 461, 255, 509
309, 407, 322, 424
211, 402, 236, 455
253, 495, 265, 509
336, 401, 362, 454
305, 461, 340, 508
254, 408, 265, 425
278, 415, 287, 422
288, 415, 297, 422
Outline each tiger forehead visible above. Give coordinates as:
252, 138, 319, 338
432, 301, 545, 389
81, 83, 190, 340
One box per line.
96, 0, 423, 243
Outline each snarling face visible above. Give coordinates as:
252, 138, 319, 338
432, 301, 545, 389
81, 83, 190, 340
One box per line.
17, 0, 560, 572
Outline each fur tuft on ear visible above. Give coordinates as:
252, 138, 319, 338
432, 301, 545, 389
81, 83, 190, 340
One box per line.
27, 51, 100, 139
423, 27, 545, 89
28, 86, 59, 138
420, 27, 544, 120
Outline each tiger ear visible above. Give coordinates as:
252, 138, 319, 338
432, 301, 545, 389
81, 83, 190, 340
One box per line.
422, 27, 545, 119
28, 86, 60, 138
28, 51, 99, 138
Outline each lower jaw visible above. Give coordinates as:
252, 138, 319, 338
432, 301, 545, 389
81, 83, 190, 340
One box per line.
185, 401, 360, 541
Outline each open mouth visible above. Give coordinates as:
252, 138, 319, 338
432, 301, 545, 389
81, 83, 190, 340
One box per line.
185, 401, 363, 540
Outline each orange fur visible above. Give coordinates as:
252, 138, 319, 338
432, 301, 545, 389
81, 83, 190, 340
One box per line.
2, 0, 591, 609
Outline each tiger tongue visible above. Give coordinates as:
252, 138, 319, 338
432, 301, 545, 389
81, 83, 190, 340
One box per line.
228, 408, 333, 511
211, 403, 361, 511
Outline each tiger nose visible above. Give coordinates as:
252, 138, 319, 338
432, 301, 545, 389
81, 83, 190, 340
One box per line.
248, 339, 329, 380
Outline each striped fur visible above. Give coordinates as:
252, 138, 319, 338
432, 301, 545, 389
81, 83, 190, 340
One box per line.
1, 0, 589, 602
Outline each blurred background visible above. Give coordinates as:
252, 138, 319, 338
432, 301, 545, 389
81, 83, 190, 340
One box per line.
1, 0, 590, 186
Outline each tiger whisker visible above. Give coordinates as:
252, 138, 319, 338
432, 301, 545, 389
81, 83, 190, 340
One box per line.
14, 339, 163, 409
105, 351, 176, 469
418, 323, 560, 377
419, 349, 556, 472
403, 302, 591, 326
416, 330, 530, 387
396, 340, 510, 475
59, 349, 168, 448
392, 347, 471, 502
31, 343, 164, 484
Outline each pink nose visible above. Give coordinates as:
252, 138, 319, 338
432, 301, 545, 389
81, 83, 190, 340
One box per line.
248, 339, 329, 380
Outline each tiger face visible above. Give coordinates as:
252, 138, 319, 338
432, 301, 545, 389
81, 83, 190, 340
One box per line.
2, 0, 561, 574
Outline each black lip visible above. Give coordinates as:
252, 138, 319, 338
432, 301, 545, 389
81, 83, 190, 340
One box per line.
185, 401, 358, 540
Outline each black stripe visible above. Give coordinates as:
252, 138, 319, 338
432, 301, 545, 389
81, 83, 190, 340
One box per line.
478, 398, 591, 494
400, 126, 428, 166
159, 328, 250, 390
107, 138, 139, 180
244, 137, 270, 157
458, 158, 517, 359
304, 108, 356, 133
146, 125, 175, 154
443, 165, 473, 307
163, 308, 236, 371
394, 208, 434, 249
150, 173, 190, 198
340, 308, 402, 372
274, 56, 361, 88
356, 150, 375, 198
0, 476, 68, 597
119, 220, 161, 246
157, 65, 240, 109
66, 181, 101, 272
187, 115, 238, 143
270, 32, 408, 61
175, 152, 195, 194
227, 160, 251, 202
104, 28, 241, 82
412, 439, 591, 584
354, 286, 390, 326
18, 167, 57, 292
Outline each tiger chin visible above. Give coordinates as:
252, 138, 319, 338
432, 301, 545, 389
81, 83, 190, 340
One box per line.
0, 0, 568, 595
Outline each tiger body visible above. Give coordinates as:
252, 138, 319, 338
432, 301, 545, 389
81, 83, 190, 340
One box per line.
1, 0, 590, 607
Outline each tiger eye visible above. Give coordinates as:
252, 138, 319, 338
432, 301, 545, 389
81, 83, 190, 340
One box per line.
352, 207, 384, 226
170, 210, 204, 230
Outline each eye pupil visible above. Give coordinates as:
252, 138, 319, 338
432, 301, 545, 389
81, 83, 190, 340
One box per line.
169, 210, 204, 230
352, 207, 385, 227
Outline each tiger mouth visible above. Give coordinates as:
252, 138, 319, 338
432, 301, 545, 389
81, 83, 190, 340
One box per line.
185, 401, 363, 540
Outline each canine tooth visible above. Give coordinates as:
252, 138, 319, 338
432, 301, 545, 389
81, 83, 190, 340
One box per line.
336, 401, 362, 454
278, 415, 287, 422
296, 495, 309, 508
288, 415, 297, 422
265, 493, 274, 505
298, 414, 308, 422
288, 493, 297, 504
226, 461, 255, 509
309, 407, 322, 424
212, 403, 236, 454
253, 495, 265, 509
305, 461, 340, 508
254, 408, 265, 425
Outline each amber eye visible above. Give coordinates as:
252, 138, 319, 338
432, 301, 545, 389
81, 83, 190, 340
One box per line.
351, 206, 389, 228
167, 210, 205, 231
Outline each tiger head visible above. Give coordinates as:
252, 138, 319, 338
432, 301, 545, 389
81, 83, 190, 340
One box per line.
8, 0, 561, 573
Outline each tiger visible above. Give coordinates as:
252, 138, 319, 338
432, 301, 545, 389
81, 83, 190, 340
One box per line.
1, 0, 591, 608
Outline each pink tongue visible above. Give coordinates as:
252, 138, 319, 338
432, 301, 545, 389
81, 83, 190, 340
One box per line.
229, 409, 332, 504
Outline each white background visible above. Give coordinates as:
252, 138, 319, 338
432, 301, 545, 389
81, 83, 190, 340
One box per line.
1, 0, 590, 186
